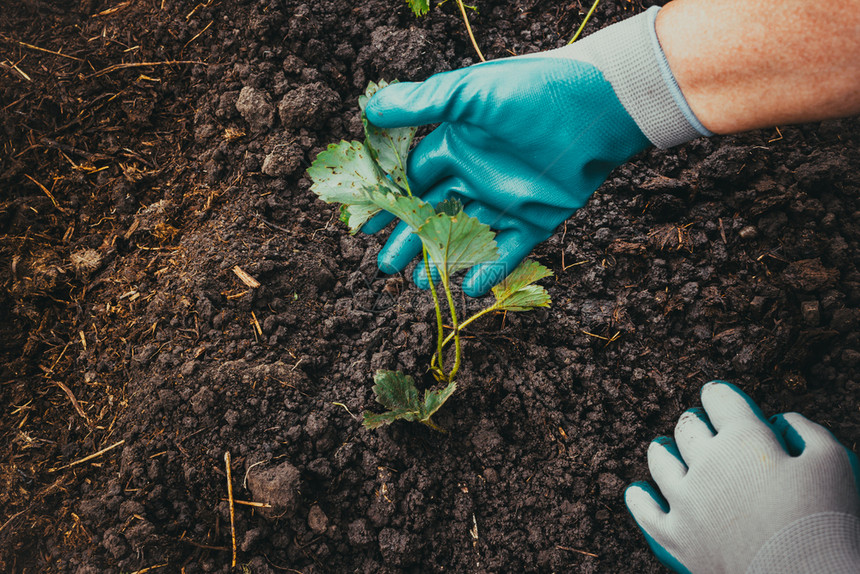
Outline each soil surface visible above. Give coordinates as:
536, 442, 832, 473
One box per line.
2, 1, 859, 572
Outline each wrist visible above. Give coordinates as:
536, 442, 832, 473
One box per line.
656, 0, 860, 134
556, 6, 711, 149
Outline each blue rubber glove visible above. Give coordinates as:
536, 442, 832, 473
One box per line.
626, 381, 860, 574
363, 6, 710, 296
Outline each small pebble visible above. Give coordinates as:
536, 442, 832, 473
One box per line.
738, 225, 758, 240
801, 301, 820, 326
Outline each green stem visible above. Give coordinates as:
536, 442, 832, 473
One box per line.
421, 416, 447, 433
441, 274, 461, 381
393, 142, 412, 197
568, 0, 600, 44
400, 168, 413, 197
397, 152, 442, 371
424, 248, 445, 373
455, 0, 486, 62
438, 303, 499, 352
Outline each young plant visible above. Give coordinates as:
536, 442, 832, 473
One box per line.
308, 80, 553, 431
568, 0, 602, 44
407, 0, 485, 62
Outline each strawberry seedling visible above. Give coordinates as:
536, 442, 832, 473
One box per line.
308, 80, 553, 431
406, 0, 485, 62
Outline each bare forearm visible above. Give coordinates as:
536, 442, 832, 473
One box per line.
657, 0, 860, 134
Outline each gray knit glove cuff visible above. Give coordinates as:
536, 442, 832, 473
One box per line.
556, 5, 713, 148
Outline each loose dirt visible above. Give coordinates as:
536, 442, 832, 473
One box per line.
2, 1, 858, 572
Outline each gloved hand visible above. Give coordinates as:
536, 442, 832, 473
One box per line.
363, 6, 710, 296
626, 381, 860, 574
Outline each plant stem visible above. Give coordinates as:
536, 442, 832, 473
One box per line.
395, 157, 442, 371
400, 161, 413, 197
568, 0, 600, 44
455, 0, 485, 62
424, 248, 445, 373
394, 144, 412, 197
421, 416, 446, 433
438, 303, 499, 352
441, 274, 461, 380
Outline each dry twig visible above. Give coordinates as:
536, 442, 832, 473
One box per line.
233, 265, 261, 288
220, 498, 273, 508
49, 439, 125, 472
557, 545, 598, 558
51, 380, 89, 422
15, 40, 83, 61
86, 60, 204, 78
224, 451, 237, 567
25, 174, 68, 213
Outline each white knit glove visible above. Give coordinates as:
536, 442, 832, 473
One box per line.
625, 381, 860, 573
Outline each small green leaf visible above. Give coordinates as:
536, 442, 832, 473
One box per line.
338, 204, 351, 225
421, 381, 457, 420
406, 0, 430, 17
416, 212, 499, 282
371, 369, 420, 412
435, 198, 463, 216
491, 259, 553, 311
363, 370, 422, 429
363, 409, 418, 429
359, 80, 417, 189
337, 198, 380, 234
307, 140, 400, 233
362, 369, 454, 431
343, 202, 385, 234
366, 188, 435, 231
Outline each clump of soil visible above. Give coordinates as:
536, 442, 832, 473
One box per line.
2, 0, 858, 572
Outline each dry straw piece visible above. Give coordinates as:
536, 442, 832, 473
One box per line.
232, 265, 261, 288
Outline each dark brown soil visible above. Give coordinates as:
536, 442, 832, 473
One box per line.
2, 1, 859, 572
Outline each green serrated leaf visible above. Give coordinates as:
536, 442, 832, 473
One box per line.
359, 80, 417, 189
491, 259, 553, 311
420, 381, 457, 420
363, 409, 418, 429
366, 188, 435, 231
493, 284, 552, 311
406, 0, 430, 17
371, 370, 421, 412
338, 204, 351, 225
343, 202, 385, 235
435, 198, 463, 216
307, 140, 400, 233
336, 194, 381, 233
363, 369, 454, 431
416, 212, 499, 282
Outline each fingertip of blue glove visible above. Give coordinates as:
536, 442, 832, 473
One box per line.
365, 82, 413, 127
462, 279, 491, 298
377, 251, 401, 275
462, 264, 507, 298
377, 229, 424, 275
410, 260, 498, 298
364, 93, 385, 123
361, 211, 395, 235
412, 262, 439, 290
